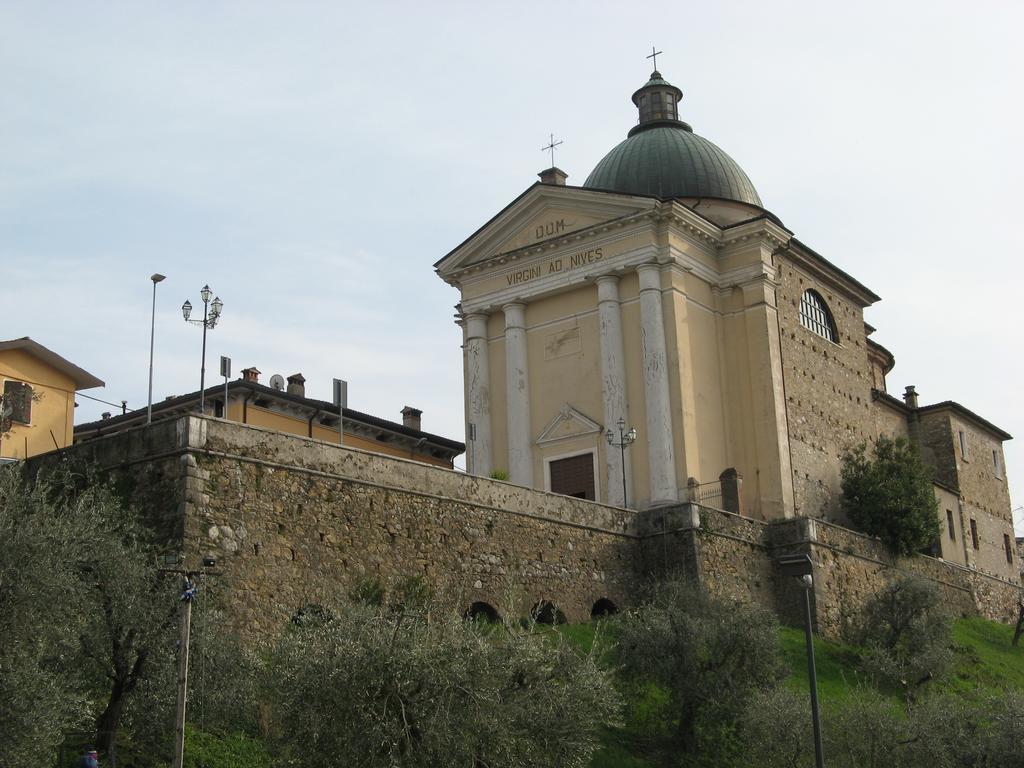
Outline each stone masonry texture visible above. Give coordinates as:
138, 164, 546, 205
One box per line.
27, 416, 1021, 641
776, 256, 881, 522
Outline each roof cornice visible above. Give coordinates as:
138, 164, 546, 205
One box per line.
917, 401, 1013, 442
75, 379, 465, 454
0, 337, 104, 390
782, 238, 881, 307
436, 183, 659, 283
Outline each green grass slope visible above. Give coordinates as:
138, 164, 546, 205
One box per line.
585, 616, 1024, 767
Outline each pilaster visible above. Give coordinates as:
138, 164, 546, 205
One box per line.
637, 264, 678, 505
503, 302, 533, 486
596, 275, 631, 507
739, 274, 794, 517
464, 313, 493, 476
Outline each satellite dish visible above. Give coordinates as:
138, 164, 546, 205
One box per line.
269, 374, 286, 391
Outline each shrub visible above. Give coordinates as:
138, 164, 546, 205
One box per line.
617, 579, 785, 763
183, 727, 271, 768
265, 603, 620, 767
841, 435, 940, 555
857, 576, 953, 700
349, 576, 386, 606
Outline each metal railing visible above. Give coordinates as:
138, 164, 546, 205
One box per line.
686, 480, 723, 508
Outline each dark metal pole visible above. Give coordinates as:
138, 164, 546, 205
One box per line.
147, 276, 162, 424
803, 580, 825, 768
172, 584, 193, 768
199, 299, 208, 413
618, 425, 628, 507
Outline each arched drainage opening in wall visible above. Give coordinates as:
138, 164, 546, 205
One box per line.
531, 600, 567, 625
465, 601, 502, 624
590, 598, 618, 619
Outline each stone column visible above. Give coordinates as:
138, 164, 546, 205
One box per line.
637, 264, 678, 505
464, 313, 492, 476
503, 302, 533, 486
596, 275, 630, 507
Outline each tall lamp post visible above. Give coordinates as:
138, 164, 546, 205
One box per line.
605, 417, 637, 507
147, 273, 166, 424
778, 553, 825, 768
182, 285, 223, 414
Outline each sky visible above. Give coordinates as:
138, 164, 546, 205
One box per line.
2, 1, 1022, 530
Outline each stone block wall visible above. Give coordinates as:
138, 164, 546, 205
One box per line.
776, 256, 880, 520
26, 416, 1021, 643
773, 517, 1018, 638
918, 409, 1016, 580
47, 417, 641, 638
27, 416, 189, 543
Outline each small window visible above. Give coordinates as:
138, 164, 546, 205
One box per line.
798, 290, 838, 342
993, 449, 1003, 479
970, 519, 979, 550
2, 381, 32, 425
959, 430, 969, 461
946, 510, 956, 541
1004, 534, 1014, 564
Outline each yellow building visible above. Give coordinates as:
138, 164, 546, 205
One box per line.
0, 337, 104, 460
436, 69, 1017, 580
74, 367, 464, 468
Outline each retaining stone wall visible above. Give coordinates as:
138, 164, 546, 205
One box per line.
26, 417, 1021, 642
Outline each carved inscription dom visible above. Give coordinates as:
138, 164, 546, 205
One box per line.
535, 219, 568, 239
505, 247, 604, 287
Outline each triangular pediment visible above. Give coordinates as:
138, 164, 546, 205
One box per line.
536, 404, 603, 446
435, 183, 657, 280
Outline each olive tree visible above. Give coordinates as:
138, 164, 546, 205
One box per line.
744, 686, 910, 768
617, 579, 785, 762
857, 576, 952, 701
841, 436, 940, 555
0, 464, 178, 767
265, 604, 620, 768
0, 465, 94, 767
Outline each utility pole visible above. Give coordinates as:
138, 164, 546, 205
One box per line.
172, 576, 197, 768
161, 557, 215, 768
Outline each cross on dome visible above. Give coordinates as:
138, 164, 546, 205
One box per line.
646, 46, 663, 72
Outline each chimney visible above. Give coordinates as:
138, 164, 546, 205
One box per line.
241, 367, 260, 383
287, 373, 306, 398
903, 385, 919, 409
401, 406, 422, 431
538, 167, 568, 186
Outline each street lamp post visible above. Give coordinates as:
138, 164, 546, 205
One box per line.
605, 417, 638, 507
778, 553, 825, 768
147, 273, 166, 424
182, 285, 223, 414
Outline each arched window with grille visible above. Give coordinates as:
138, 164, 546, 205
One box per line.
798, 289, 838, 343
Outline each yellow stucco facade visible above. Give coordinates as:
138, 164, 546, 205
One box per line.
0, 338, 103, 460
75, 372, 463, 470
225, 401, 457, 468
435, 69, 1016, 580
440, 187, 801, 517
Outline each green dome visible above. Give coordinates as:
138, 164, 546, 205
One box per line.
583, 71, 762, 206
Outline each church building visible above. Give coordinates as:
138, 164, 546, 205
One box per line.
436, 68, 1016, 579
